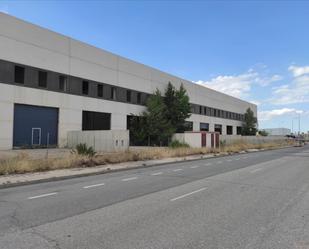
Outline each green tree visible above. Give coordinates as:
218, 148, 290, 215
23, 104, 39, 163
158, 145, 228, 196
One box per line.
241, 108, 257, 136
144, 89, 174, 146
164, 82, 191, 132
258, 130, 268, 136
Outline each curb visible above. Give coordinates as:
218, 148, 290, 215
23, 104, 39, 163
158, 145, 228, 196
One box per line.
0, 145, 297, 189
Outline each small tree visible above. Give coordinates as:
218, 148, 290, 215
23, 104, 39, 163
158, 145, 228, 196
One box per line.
164, 82, 191, 132
258, 130, 268, 136
242, 108, 257, 136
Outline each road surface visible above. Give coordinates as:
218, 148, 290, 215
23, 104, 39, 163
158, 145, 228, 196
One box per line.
0, 146, 308, 249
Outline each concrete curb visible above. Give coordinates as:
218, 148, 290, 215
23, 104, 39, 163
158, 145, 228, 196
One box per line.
0, 146, 295, 189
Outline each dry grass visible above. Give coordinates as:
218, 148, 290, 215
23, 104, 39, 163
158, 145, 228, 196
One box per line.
0, 139, 294, 175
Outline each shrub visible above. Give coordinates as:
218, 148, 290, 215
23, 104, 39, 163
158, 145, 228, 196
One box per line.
169, 140, 190, 148
72, 143, 96, 157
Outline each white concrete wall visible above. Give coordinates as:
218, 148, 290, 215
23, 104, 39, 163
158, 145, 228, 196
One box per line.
0, 13, 257, 149
67, 130, 129, 152
173, 133, 201, 148
220, 135, 288, 145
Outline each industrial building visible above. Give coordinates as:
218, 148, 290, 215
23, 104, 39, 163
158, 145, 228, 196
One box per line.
0, 13, 257, 150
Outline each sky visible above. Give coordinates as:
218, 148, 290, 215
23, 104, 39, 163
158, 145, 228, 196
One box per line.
0, 0, 308, 133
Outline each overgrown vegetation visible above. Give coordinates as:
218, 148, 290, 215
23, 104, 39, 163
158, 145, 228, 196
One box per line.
129, 82, 191, 146
242, 108, 258, 136
258, 130, 269, 136
72, 143, 96, 157
0, 140, 295, 175
168, 140, 190, 148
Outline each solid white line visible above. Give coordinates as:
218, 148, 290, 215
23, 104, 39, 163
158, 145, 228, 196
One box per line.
122, 177, 138, 181
190, 165, 200, 169
151, 172, 163, 176
250, 168, 262, 173
170, 188, 206, 202
173, 168, 183, 172
83, 183, 105, 189
28, 192, 58, 200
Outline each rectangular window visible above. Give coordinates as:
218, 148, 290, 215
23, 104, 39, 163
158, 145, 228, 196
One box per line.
199, 106, 202, 114
200, 123, 209, 131
82, 81, 89, 95
111, 87, 116, 100
97, 84, 103, 97
38, 71, 47, 88
237, 126, 242, 135
227, 125, 233, 135
82, 111, 111, 130
126, 90, 131, 102
59, 75, 67, 91
14, 66, 24, 84
214, 124, 222, 134
204, 107, 207, 115
137, 92, 141, 104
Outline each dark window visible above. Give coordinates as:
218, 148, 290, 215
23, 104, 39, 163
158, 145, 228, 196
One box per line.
183, 121, 193, 132
97, 84, 103, 97
82, 111, 111, 130
82, 81, 89, 95
204, 107, 207, 115
214, 109, 217, 117
200, 123, 209, 131
214, 124, 222, 134
199, 106, 202, 114
38, 71, 47, 88
126, 90, 131, 102
59, 75, 67, 91
227, 125, 233, 135
237, 126, 242, 135
111, 87, 116, 100
14, 66, 24, 84
137, 92, 141, 104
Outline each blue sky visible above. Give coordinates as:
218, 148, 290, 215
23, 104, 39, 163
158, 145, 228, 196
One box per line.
1, 0, 308, 133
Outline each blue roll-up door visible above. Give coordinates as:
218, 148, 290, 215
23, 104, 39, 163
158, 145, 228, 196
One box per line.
13, 104, 59, 148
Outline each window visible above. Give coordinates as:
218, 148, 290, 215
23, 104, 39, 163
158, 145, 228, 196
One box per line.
97, 84, 103, 97
137, 92, 141, 104
82, 81, 89, 95
59, 75, 67, 91
237, 126, 242, 135
82, 111, 111, 130
200, 123, 209, 131
38, 71, 47, 88
204, 107, 207, 115
183, 121, 193, 132
111, 87, 116, 100
14, 66, 24, 84
214, 124, 222, 134
126, 90, 131, 102
199, 106, 202, 114
227, 125, 233, 135
214, 109, 217, 117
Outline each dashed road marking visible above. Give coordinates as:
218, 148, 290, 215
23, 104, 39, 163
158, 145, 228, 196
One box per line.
250, 168, 262, 173
122, 177, 138, 181
151, 172, 163, 176
170, 188, 206, 202
173, 168, 183, 172
190, 165, 200, 169
83, 183, 105, 189
28, 192, 58, 200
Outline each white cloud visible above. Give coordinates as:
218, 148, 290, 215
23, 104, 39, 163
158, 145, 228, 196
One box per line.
288, 65, 309, 77
0, 5, 9, 14
194, 69, 281, 99
258, 108, 303, 121
271, 69, 309, 105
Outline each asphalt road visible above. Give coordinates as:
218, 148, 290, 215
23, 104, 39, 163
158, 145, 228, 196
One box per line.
0, 145, 309, 249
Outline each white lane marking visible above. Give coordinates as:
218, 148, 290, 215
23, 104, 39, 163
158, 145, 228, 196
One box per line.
173, 168, 183, 172
226, 159, 233, 162
83, 183, 105, 189
170, 188, 206, 202
122, 177, 138, 181
250, 168, 262, 173
243, 156, 248, 159
151, 172, 163, 176
205, 163, 212, 166
235, 158, 240, 161
28, 192, 58, 200
216, 161, 223, 164
190, 165, 200, 169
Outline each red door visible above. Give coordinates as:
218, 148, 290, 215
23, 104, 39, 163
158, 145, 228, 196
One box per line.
201, 133, 206, 147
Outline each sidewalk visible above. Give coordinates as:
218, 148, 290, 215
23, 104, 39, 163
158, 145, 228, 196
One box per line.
0, 153, 222, 188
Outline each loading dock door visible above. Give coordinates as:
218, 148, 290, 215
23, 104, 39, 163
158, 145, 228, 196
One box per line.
13, 104, 58, 148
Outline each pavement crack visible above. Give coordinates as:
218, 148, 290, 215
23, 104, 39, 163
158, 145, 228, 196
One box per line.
30, 228, 62, 249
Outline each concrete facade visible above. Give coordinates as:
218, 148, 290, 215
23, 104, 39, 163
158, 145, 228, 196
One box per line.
0, 13, 257, 150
